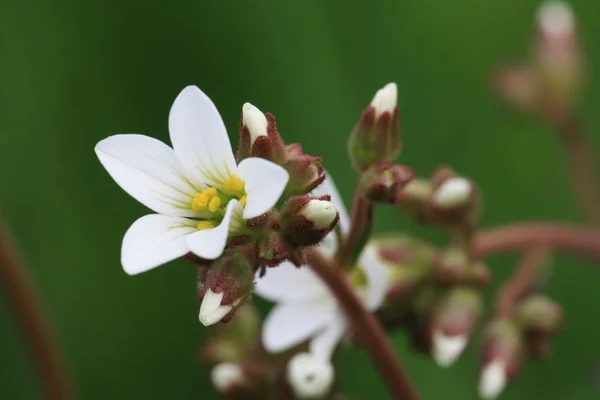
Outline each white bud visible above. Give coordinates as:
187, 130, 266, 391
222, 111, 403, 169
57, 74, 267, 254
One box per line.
242, 103, 268, 144
287, 353, 334, 399
199, 289, 232, 326
432, 177, 473, 209
211, 363, 245, 393
432, 331, 467, 367
300, 200, 337, 230
370, 82, 398, 118
537, 1, 574, 38
478, 360, 507, 399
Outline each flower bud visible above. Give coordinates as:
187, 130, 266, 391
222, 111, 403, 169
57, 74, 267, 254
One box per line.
283, 144, 326, 196
429, 287, 483, 367
256, 230, 290, 268
395, 178, 432, 219
359, 162, 414, 204
211, 363, 246, 394
237, 103, 285, 163
286, 353, 334, 399
348, 83, 400, 172
495, 66, 539, 112
427, 176, 479, 227
211, 362, 266, 399
479, 318, 525, 399
198, 248, 255, 326
433, 247, 491, 288
516, 294, 563, 335
281, 195, 339, 247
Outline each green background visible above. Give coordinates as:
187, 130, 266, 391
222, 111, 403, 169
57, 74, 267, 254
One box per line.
1, 0, 599, 398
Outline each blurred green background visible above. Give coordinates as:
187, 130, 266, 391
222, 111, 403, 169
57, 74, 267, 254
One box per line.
1, 0, 600, 398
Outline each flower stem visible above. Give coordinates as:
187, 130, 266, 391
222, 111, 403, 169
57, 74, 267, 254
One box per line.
306, 248, 420, 400
495, 247, 551, 318
0, 218, 74, 400
473, 222, 600, 262
337, 186, 373, 268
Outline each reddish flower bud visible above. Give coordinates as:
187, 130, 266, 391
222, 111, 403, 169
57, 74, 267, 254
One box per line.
211, 362, 266, 400
198, 248, 255, 326
256, 230, 290, 268
285, 353, 335, 400
433, 247, 491, 288
429, 287, 483, 367
516, 294, 563, 335
348, 83, 401, 172
237, 103, 285, 164
479, 318, 525, 399
427, 176, 479, 227
359, 162, 414, 204
281, 195, 339, 247
495, 66, 540, 112
283, 144, 326, 196
395, 178, 432, 219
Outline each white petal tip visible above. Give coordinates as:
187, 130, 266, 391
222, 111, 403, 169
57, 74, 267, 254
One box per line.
242, 102, 268, 142
287, 353, 334, 399
478, 360, 507, 399
199, 289, 232, 326
301, 200, 337, 230
537, 1, 574, 37
370, 82, 398, 117
433, 177, 473, 209
432, 332, 467, 368
211, 363, 245, 393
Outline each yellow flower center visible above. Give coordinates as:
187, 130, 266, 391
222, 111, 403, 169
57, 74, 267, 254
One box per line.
349, 266, 367, 288
189, 175, 247, 231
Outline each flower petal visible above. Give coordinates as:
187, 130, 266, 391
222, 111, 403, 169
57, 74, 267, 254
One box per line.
262, 299, 337, 353
168, 86, 237, 188
186, 200, 242, 260
309, 315, 347, 361
237, 157, 289, 219
254, 261, 330, 303
358, 244, 389, 310
311, 172, 349, 234
95, 134, 201, 216
121, 214, 197, 275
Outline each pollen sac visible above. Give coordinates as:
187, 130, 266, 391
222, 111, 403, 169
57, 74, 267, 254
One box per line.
198, 247, 256, 326
359, 162, 414, 204
282, 143, 326, 196
237, 104, 286, 164
348, 83, 401, 172
280, 195, 339, 248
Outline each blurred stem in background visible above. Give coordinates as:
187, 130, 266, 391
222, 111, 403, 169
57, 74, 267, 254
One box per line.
0, 217, 74, 400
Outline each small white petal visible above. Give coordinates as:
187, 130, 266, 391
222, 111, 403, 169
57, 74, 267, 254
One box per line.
95, 134, 200, 216
370, 82, 398, 118
432, 331, 467, 367
300, 200, 337, 230
211, 363, 245, 393
478, 360, 507, 400
121, 214, 196, 275
237, 157, 289, 219
242, 103, 268, 143
186, 200, 243, 260
311, 172, 350, 234
537, 1, 574, 38
169, 85, 237, 188
199, 289, 232, 326
262, 299, 337, 353
287, 353, 334, 399
357, 244, 389, 310
254, 261, 330, 303
432, 177, 472, 209
309, 315, 347, 361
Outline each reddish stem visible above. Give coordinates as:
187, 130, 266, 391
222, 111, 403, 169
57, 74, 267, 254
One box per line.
0, 219, 74, 400
496, 247, 550, 318
473, 222, 600, 262
338, 186, 373, 267
306, 249, 420, 400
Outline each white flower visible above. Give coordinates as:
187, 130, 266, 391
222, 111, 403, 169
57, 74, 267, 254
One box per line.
287, 352, 334, 399
199, 288, 233, 326
95, 86, 289, 275
478, 360, 507, 399
431, 331, 467, 367
370, 82, 398, 119
254, 174, 388, 360
211, 363, 245, 393
432, 177, 472, 209
300, 199, 337, 230
242, 102, 268, 144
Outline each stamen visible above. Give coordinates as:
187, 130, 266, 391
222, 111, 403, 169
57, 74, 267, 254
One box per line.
197, 220, 216, 230
239, 196, 247, 207
208, 197, 222, 212
203, 187, 218, 199
191, 193, 209, 211
349, 267, 367, 287
222, 175, 245, 195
